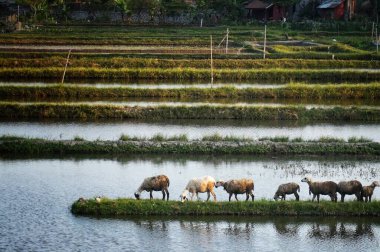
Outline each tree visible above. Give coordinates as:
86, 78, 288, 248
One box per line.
17, 0, 48, 20
114, 0, 131, 22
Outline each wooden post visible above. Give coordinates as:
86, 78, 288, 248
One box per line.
263, 25, 267, 59
210, 35, 213, 84
226, 28, 229, 54
61, 49, 71, 84
372, 22, 375, 40
377, 26, 379, 54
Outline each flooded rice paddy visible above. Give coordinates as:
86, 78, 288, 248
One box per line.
1, 157, 380, 251
1, 120, 379, 141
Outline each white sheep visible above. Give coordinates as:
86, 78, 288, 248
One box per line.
180, 176, 217, 202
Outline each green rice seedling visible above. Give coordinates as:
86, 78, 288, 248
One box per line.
202, 133, 224, 142
316, 136, 345, 143
73, 136, 85, 141
151, 134, 165, 142
167, 134, 188, 142
347, 136, 373, 143
259, 136, 290, 142
291, 137, 304, 142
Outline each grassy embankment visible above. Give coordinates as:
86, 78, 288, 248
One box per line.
1, 51, 379, 60
0, 103, 379, 121
0, 136, 379, 156
0, 84, 379, 100
0, 68, 379, 82
71, 198, 380, 217
1, 58, 379, 69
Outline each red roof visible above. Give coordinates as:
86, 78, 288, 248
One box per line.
245, 0, 273, 9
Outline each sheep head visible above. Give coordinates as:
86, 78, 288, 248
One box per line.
215, 181, 225, 188
273, 193, 280, 201
372, 181, 380, 187
134, 192, 141, 200
180, 190, 189, 202
301, 176, 312, 183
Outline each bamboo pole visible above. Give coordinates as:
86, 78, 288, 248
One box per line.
210, 35, 213, 84
263, 25, 267, 59
61, 49, 71, 84
226, 28, 229, 54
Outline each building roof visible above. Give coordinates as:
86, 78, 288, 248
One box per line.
317, 0, 342, 9
245, 0, 273, 9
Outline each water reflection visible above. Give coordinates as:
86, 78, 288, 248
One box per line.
0, 119, 379, 141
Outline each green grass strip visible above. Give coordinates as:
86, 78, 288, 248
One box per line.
1, 58, 379, 69
0, 84, 379, 100
1, 137, 379, 156
0, 68, 379, 82
0, 103, 379, 121
71, 198, 380, 217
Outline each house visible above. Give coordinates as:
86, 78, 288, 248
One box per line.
245, 0, 287, 21
317, 0, 355, 20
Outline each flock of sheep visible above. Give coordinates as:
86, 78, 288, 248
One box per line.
133, 175, 380, 203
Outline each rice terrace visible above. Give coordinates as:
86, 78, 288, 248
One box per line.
1, 0, 380, 250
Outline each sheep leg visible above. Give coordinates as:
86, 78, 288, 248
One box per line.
369, 195, 372, 202
340, 194, 345, 202
355, 192, 361, 201
283, 195, 286, 201
365, 196, 368, 202
196, 192, 200, 201
150, 191, 153, 200
229, 193, 232, 201
206, 192, 210, 201
251, 193, 255, 202
165, 188, 169, 201
312, 194, 316, 202
190, 192, 194, 201
294, 192, 299, 201
234, 194, 239, 201
211, 190, 216, 202
162, 190, 166, 200
317, 194, 320, 203
245, 192, 249, 201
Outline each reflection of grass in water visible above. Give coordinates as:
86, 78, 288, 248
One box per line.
71, 198, 380, 217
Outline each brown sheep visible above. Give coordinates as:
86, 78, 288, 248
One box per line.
134, 175, 170, 200
301, 176, 338, 203
362, 181, 380, 202
337, 180, 363, 202
274, 182, 300, 201
215, 178, 254, 201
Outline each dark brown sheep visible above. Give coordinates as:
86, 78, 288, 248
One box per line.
215, 178, 254, 201
362, 181, 380, 202
134, 175, 170, 200
337, 180, 363, 202
274, 182, 300, 201
301, 176, 338, 203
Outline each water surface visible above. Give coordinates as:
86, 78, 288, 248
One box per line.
1, 120, 378, 141
1, 157, 380, 251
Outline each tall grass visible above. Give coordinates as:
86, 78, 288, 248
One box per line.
1, 84, 379, 100
0, 67, 379, 81
1, 58, 379, 69
0, 103, 379, 121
